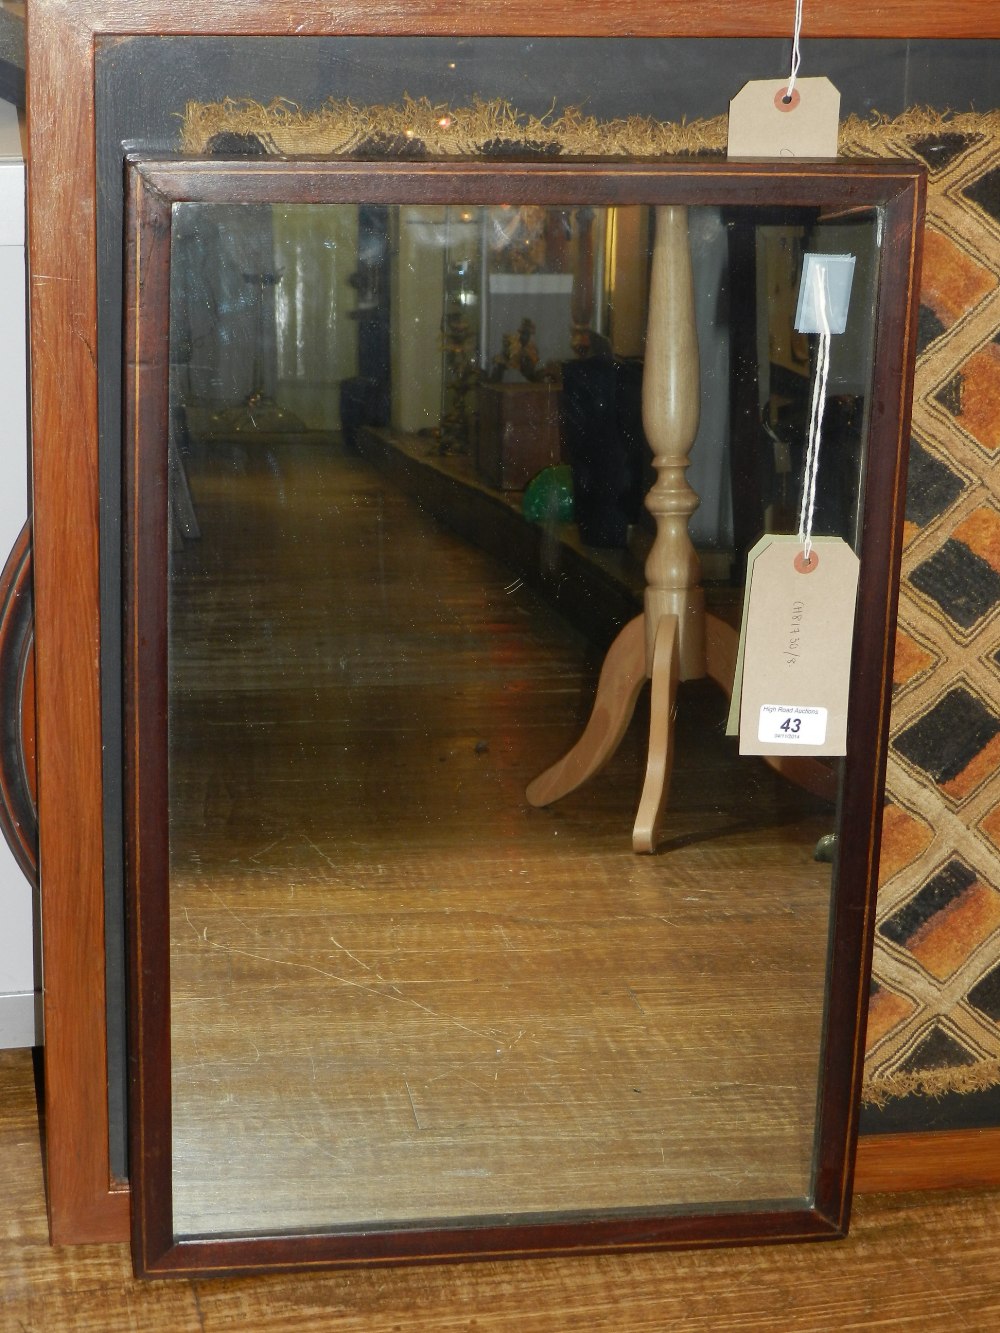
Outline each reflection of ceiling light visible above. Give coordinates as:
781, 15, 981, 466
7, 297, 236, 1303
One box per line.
405, 128, 415, 138
438, 115, 453, 129
459, 210, 473, 223
448, 61, 456, 69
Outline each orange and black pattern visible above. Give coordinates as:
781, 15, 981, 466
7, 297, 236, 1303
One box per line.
842, 112, 1000, 1104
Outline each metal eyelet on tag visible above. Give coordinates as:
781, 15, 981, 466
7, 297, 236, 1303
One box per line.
774, 87, 801, 113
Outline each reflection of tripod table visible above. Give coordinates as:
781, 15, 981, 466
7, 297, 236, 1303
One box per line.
209, 269, 306, 436
526, 205, 740, 853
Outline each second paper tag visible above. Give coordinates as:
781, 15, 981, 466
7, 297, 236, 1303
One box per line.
738, 537, 860, 757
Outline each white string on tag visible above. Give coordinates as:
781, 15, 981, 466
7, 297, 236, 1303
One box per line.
797, 265, 832, 564
786, 0, 805, 101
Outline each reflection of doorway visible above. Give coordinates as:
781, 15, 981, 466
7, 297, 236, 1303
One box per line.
170, 203, 363, 437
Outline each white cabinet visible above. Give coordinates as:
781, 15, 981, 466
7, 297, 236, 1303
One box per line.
0, 99, 38, 1049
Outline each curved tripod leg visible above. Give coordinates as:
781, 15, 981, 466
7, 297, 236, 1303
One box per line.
633, 615, 681, 854
526, 614, 647, 808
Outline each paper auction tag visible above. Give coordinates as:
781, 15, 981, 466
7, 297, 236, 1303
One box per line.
726, 534, 789, 736
735, 536, 860, 757
727, 77, 840, 159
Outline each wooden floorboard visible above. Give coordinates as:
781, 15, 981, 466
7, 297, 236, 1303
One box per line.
3, 1049, 1000, 1330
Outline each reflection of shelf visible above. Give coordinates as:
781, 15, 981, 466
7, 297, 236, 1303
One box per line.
357, 426, 640, 647
354, 426, 739, 646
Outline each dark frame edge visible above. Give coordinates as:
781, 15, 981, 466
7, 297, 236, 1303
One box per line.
137, 1202, 845, 1279
123, 160, 176, 1274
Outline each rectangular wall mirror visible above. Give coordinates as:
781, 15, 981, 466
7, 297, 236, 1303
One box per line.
124, 156, 923, 1276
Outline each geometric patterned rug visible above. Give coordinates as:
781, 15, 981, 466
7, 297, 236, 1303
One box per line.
183, 98, 1000, 1108
843, 111, 1000, 1106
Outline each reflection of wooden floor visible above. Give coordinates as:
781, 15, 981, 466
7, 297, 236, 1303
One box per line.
168, 439, 834, 1238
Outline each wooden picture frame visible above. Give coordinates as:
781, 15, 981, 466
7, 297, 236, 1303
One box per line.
123, 154, 921, 1275
26, 0, 997, 1247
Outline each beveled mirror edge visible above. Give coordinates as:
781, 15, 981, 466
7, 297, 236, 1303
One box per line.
122, 154, 925, 1277
811, 163, 926, 1224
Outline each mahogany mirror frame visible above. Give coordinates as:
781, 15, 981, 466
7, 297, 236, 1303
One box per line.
26, 0, 993, 1248
122, 153, 923, 1276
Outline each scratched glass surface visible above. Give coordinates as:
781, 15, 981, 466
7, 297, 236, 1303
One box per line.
165, 201, 880, 1237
